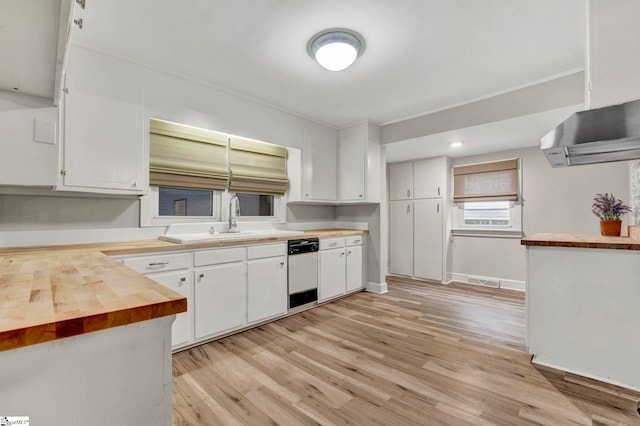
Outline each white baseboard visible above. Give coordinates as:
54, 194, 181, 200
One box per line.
531, 357, 640, 393
447, 272, 525, 292
366, 281, 388, 294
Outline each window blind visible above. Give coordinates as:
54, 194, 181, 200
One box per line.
453, 159, 519, 202
149, 118, 229, 190
229, 137, 288, 195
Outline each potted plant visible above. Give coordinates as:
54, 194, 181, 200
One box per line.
592, 193, 632, 236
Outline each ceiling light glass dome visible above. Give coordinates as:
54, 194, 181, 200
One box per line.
308, 29, 365, 71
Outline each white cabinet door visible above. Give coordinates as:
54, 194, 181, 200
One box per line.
346, 244, 364, 292
389, 200, 414, 276
319, 248, 346, 301
302, 128, 337, 201
338, 125, 366, 201
413, 157, 446, 199
248, 256, 287, 323
389, 163, 413, 200
61, 60, 144, 194
194, 262, 247, 339
413, 199, 443, 282
147, 270, 192, 348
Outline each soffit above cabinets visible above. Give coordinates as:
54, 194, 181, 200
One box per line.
0, 0, 65, 101
68, 0, 585, 128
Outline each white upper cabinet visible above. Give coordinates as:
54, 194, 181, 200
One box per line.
413, 157, 447, 199
389, 162, 413, 200
59, 50, 145, 194
338, 122, 381, 203
288, 128, 337, 202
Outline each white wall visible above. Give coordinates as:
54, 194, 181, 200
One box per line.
450, 146, 630, 282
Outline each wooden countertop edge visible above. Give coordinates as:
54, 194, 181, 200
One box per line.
0, 298, 187, 352
0, 228, 365, 352
521, 233, 640, 250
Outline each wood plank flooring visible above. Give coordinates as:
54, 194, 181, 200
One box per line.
172, 277, 640, 425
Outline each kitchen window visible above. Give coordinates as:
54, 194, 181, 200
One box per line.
451, 158, 522, 237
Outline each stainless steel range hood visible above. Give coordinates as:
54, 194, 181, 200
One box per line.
541, 99, 640, 167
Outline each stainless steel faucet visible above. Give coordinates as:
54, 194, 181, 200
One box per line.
228, 194, 240, 233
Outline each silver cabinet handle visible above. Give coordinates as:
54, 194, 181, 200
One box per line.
352, 239, 360, 244
148, 262, 169, 266
407, 204, 411, 214
179, 277, 186, 282
329, 242, 338, 247
407, 189, 410, 198
437, 186, 440, 196
437, 203, 440, 214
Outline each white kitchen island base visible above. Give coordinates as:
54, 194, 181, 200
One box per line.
526, 243, 640, 391
0, 316, 175, 425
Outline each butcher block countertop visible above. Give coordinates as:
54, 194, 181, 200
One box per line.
0, 229, 366, 352
521, 233, 640, 250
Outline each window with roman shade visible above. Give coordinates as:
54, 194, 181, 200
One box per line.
149, 118, 229, 190
228, 137, 288, 195
453, 159, 519, 202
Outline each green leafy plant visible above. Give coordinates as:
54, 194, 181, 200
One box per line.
592, 193, 631, 221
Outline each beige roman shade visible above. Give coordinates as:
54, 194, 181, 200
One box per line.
149, 118, 229, 190
228, 137, 288, 195
453, 159, 519, 202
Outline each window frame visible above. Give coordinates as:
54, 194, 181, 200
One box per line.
220, 191, 286, 224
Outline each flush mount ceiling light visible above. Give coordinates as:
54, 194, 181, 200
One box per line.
449, 140, 464, 148
307, 29, 365, 71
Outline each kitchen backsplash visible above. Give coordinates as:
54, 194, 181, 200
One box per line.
630, 160, 640, 225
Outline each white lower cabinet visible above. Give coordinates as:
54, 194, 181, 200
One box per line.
247, 244, 287, 323
346, 244, 364, 292
413, 199, 444, 282
146, 271, 192, 348
319, 236, 365, 301
194, 262, 247, 339
319, 247, 346, 301
389, 200, 414, 276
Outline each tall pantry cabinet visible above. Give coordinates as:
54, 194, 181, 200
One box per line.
389, 157, 449, 283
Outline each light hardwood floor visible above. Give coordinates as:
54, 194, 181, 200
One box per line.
172, 277, 640, 425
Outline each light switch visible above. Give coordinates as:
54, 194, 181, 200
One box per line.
34, 118, 56, 145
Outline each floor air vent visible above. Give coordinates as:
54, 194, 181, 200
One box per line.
467, 277, 500, 288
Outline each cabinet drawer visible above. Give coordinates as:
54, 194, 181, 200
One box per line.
320, 237, 345, 250
248, 243, 287, 260
122, 252, 190, 274
194, 247, 246, 266
346, 235, 365, 246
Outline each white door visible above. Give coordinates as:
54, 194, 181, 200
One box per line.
414, 199, 443, 282
248, 256, 287, 323
413, 157, 446, 199
389, 162, 413, 200
62, 61, 144, 193
194, 262, 247, 339
319, 249, 346, 301
389, 200, 414, 276
147, 271, 192, 348
346, 245, 364, 291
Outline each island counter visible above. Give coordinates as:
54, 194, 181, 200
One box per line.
522, 233, 640, 391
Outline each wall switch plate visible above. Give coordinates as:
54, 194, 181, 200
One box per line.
34, 118, 56, 145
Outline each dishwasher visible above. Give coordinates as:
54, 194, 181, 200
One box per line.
288, 237, 319, 309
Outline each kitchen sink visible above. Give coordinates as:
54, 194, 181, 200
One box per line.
159, 228, 304, 244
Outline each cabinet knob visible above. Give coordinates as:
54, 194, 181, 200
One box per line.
359, 194, 363, 198
74, 18, 83, 29
340, 252, 345, 257
348, 251, 352, 255
305, 193, 309, 198
179, 277, 186, 283
199, 273, 205, 279
76, 0, 86, 9
280, 261, 285, 267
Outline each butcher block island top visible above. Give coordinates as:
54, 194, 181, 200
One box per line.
0, 229, 366, 352
521, 233, 640, 250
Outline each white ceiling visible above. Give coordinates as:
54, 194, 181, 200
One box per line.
67, 0, 585, 128
0, 0, 587, 159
